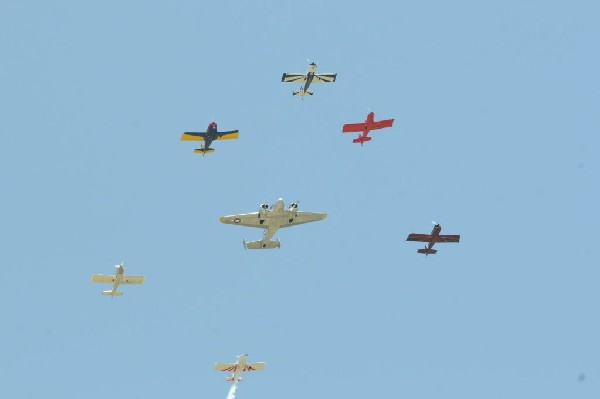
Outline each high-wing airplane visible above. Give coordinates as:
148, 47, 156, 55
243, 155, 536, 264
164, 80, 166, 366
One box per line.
281, 62, 336, 97
180, 121, 239, 155
214, 354, 266, 382
342, 111, 394, 145
90, 262, 144, 297
220, 198, 327, 249
406, 223, 460, 255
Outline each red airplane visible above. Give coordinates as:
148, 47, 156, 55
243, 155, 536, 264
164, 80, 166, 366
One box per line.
342, 111, 394, 145
406, 223, 460, 256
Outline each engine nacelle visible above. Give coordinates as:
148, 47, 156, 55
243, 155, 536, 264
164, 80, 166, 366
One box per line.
259, 203, 270, 216
288, 202, 298, 211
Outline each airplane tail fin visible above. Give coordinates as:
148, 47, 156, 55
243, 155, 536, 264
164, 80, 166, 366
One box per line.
243, 239, 281, 250
353, 136, 372, 144
417, 248, 437, 255
293, 90, 313, 96
102, 290, 123, 296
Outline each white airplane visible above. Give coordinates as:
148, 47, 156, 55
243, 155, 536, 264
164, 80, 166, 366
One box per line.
220, 198, 327, 249
90, 262, 144, 297
214, 354, 266, 382
281, 62, 337, 96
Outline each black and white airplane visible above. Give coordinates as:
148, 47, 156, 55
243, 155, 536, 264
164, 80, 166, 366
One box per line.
281, 62, 337, 97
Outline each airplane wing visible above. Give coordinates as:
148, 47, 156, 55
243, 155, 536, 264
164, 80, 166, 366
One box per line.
406, 234, 433, 242
91, 274, 116, 283
214, 363, 238, 372
121, 276, 145, 284
282, 73, 307, 83
281, 212, 327, 228
342, 122, 366, 133
435, 235, 460, 243
217, 130, 239, 140
220, 213, 267, 228
373, 118, 394, 129
181, 132, 207, 141
312, 73, 337, 83
243, 362, 266, 371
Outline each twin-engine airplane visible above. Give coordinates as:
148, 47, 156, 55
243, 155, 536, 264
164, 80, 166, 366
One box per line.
342, 111, 394, 145
406, 223, 460, 255
282, 62, 337, 97
214, 354, 266, 383
220, 198, 327, 249
90, 262, 144, 297
180, 122, 239, 155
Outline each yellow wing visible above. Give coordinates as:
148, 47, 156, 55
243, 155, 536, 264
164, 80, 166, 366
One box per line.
217, 130, 239, 141
180, 132, 206, 141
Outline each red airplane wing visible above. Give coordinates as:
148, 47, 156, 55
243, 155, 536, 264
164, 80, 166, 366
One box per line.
342, 122, 367, 133
406, 233, 432, 242
435, 235, 460, 243
373, 118, 394, 130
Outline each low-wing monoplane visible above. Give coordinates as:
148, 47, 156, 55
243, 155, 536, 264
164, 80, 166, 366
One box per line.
406, 223, 460, 255
90, 262, 144, 297
214, 354, 266, 382
180, 122, 239, 155
220, 198, 327, 249
342, 112, 394, 145
282, 62, 336, 97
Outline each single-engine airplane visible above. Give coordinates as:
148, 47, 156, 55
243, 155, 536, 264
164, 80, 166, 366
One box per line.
220, 198, 327, 249
342, 112, 394, 145
282, 62, 337, 97
406, 223, 460, 256
90, 262, 144, 297
180, 122, 239, 155
214, 354, 266, 383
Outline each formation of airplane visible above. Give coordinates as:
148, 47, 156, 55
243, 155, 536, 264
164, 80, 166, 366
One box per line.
342, 111, 394, 145
90, 262, 144, 297
406, 223, 461, 255
180, 122, 239, 155
282, 62, 337, 97
220, 198, 327, 249
214, 354, 266, 382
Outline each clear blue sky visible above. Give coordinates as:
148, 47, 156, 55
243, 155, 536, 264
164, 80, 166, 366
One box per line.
1, 1, 598, 398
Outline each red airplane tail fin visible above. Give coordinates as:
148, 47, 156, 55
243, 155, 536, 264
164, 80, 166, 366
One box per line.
353, 136, 372, 144
417, 248, 437, 255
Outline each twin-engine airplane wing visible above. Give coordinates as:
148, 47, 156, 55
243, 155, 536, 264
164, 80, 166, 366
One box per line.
220, 198, 327, 249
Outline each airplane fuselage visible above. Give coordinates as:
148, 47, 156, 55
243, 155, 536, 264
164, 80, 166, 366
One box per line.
426, 224, 442, 250
301, 63, 318, 93
110, 265, 125, 295
203, 122, 219, 149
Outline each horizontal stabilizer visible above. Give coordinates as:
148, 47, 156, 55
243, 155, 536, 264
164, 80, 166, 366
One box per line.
417, 249, 437, 255
244, 239, 281, 250
102, 290, 123, 296
194, 148, 215, 154
353, 136, 372, 144
293, 90, 313, 96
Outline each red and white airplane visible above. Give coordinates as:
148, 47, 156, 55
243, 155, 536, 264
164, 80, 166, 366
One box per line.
406, 223, 460, 255
214, 354, 266, 383
342, 111, 394, 145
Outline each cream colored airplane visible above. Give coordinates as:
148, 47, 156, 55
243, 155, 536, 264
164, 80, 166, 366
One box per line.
214, 354, 266, 382
91, 262, 144, 297
220, 198, 327, 249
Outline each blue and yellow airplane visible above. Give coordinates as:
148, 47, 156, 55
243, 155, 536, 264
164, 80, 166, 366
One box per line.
180, 121, 239, 155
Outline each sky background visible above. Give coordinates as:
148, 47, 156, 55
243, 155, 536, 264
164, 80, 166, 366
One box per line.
0, 1, 599, 398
